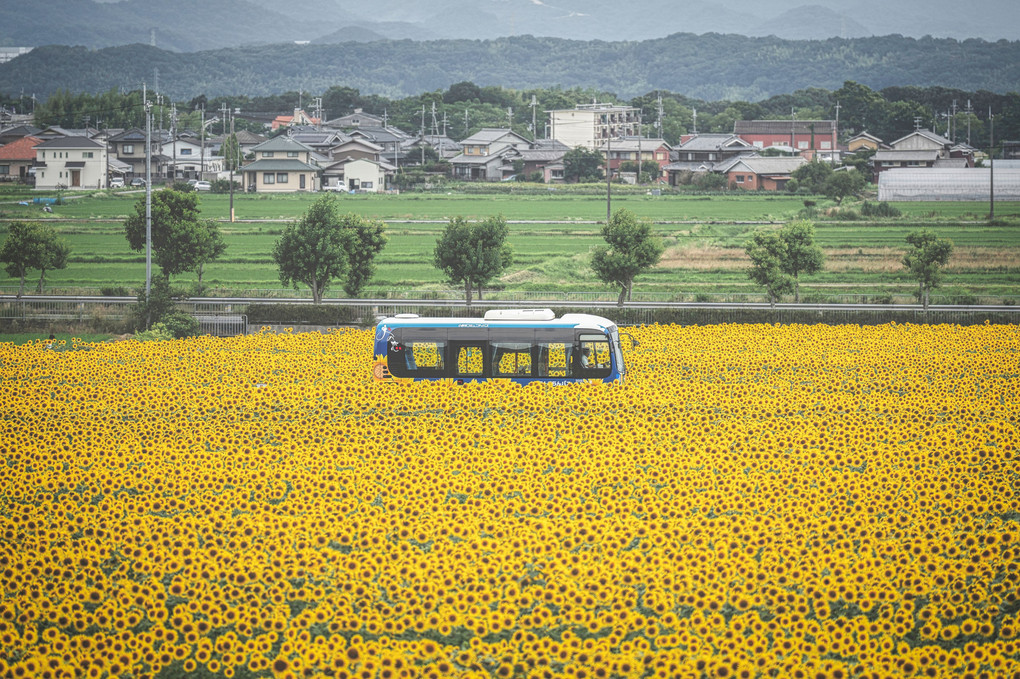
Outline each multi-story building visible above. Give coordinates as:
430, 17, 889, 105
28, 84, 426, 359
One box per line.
548, 103, 640, 150
34, 136, 108, 190
734, 120, 838, 156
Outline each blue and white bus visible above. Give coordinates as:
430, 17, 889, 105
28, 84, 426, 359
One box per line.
372, 309, 628, 384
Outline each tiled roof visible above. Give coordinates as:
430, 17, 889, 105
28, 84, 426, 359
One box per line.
727, 156, 806, 175
34, 136, 104, 149
677, 134, 751, 152
251, 136, 314, 153
239, 158, 320, 172
874, 150, 940, 162
0, 135, 42, 160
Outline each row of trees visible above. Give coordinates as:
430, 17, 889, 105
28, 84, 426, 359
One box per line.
27, 79, 1018, 152
744, 222, 953, 310
0, 194, 956, 335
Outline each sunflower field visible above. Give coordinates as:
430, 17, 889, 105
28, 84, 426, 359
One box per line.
1, 323, 1018, 679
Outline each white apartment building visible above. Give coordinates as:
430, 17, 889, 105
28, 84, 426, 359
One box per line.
547, 103, 640, 150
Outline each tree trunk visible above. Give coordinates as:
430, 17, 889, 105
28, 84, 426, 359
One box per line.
477, 282, 483, 301
36, 268, 46, 294
769, 291, 776, 309
923, 287, 929, 312
196, 262, 204, 285
794, 274, 800, 303
464, 279, 473, 307
616, 284, 627, 307
627, 281, 633, 302
312, 275, 321, 304
17, 271, 26, 298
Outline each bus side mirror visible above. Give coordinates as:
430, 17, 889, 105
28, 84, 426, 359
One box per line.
622, 333, 640, 349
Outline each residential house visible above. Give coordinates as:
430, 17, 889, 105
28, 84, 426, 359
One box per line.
106, 127, 171, 179
348, 126, 413, 165
34, 136, 108, 190
239, 136, 320, 192
0, 124, 41, 146
403, 134, 463, 162
329, 138, 385, 163
270, 108, 320, 131
449, 128, 531, 181
664, 134, 754, 186
734, 120, 838, 156
514, 139, 569, 182
846, 131, 884, 153
288, 129, 348, 156
324, 157, 396, 192
871, 129, 974, 181
325, 108, 385, 129
166, 136, 223, 180
547, 103, 639, 150
599, 137, 672, 181
721, 155, 807, 191
0, 135, 41, 182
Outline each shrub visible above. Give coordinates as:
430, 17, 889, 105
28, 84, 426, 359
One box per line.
244, 303, 364, 326
860, 201, 902, 218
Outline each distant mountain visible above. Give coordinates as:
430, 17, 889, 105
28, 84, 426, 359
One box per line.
2, 0, 1016, 54
754, 6, 872, 40
0, 0, 319, 51
2, 34, 1017, 103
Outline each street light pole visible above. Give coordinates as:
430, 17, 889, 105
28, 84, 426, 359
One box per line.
606, 134, 612, 224
144, 88, 153, 329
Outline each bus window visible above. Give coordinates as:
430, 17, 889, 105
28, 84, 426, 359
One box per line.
455, 344, 486, 377
491, 342, 533, 377
577, 333, 612, 377
389, 329, 447, 378
537, 342, 571, 378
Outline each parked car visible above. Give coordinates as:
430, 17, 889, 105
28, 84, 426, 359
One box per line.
193, 180, 212, 191
110, 177, 124, 188
130, 177, 146, 187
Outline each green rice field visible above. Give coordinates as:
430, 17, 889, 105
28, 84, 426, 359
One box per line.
2, 188, 1019, 301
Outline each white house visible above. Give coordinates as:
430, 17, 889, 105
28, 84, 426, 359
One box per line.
34, 136, 108, 190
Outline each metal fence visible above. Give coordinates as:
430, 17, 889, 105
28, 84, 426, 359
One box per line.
2, 295, 1018, 333
3, 286, 1016, 306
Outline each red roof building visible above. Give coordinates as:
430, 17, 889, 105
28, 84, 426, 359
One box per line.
0, 135, 41, 181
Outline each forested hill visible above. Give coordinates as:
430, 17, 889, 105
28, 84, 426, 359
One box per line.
3, 33, 1018, 103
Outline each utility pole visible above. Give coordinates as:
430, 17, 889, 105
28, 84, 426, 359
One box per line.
144, 84, 152, 329
199, 107, 205, 179
229, 108, 236, 223
530, 95, 537, 142
965, 100, 974, 146
637, 113, 643, 185
421, 104, 426, 165
833, 100, 841, 166
170, 102, 177, 182
989, 107, 995, 221
606, 135, 612, 224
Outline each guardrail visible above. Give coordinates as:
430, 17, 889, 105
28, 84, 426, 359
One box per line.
1, 295, 1017, 332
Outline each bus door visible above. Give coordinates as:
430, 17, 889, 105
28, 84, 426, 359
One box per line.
576, 333, 614, 378
449, 327, 489, 382
388, 327, 447, 379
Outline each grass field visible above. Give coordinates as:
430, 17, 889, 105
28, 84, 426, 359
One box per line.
2, 189, 1019, 300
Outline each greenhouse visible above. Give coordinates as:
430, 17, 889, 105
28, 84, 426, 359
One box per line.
877, 168, 1020, 201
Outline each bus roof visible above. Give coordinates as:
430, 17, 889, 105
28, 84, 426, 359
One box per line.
376, 311, 617, 332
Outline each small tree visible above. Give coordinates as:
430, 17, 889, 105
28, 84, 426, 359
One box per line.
824, 170, 866, 205
590, 209, 664, 306
745, 230, 794, 308
340, 214, 388, 297
778, 220, 824, 303
562, 147, 604, 183
903, 230, 953, 310
272, 194, 353, 304
124, 188, 208, 280
433, 215, 513, 305
220, 133, 242, 172
0, 221, 69, 295
34, 225, 70, 293
790, 160, 834, 194
194, 219, 227, 287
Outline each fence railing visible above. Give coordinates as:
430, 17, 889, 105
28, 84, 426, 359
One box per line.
2, 286, 1017, 306
2, 295, 1018, 332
